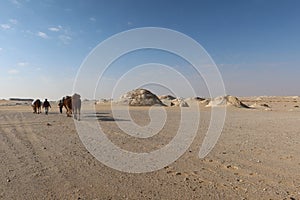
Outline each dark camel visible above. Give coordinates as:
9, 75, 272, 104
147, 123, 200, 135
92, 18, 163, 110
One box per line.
32, 99, 42, 114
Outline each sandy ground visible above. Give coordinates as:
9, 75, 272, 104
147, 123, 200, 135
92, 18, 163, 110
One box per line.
0, 97, 300, 199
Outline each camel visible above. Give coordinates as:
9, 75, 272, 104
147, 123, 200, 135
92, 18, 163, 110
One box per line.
32, 99, 42, 114
62, 93, 81, 120
62, 96, 72, 117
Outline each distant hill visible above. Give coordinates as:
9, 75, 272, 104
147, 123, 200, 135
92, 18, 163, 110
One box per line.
9, 98, 34, 102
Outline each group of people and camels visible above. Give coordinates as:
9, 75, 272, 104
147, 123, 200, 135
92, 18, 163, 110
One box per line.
32, 93, 81, 120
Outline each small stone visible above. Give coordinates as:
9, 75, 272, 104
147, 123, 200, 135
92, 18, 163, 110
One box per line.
232, 165, 239, 170
6, 178, 10, 182
175, 172, 181, 176
226, 165, 231, 168
47, 123, 52, 126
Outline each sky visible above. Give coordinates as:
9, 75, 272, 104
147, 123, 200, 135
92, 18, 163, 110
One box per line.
0, 0, 299, 100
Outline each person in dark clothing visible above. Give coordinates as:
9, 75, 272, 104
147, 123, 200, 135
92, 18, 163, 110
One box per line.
58, 99, 64, 114
42, 99, 51, 115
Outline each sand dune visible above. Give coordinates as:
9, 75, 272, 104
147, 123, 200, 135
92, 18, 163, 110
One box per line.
0, 97, 299, 199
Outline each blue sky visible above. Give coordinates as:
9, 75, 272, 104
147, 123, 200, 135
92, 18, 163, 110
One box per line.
0, 0, 299, 99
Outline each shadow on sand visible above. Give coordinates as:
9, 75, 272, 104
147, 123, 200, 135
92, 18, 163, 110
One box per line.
84, 112, 130, 122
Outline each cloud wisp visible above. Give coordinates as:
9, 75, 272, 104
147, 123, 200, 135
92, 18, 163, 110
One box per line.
58, 35, 72, 44
9, 19, 18, 25
48, 25, 62, 32
17, 62, 29, 67
1, 19, 18, 31
47, 25, 73, 44
1, 24, 11, 30
37, 31, 49, 39
89, 17, 96, 22
48, 27, 60, 32
10, 0, 21, 7
8, 69, 19, 74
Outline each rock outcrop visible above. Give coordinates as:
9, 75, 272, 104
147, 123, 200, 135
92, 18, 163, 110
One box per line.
158, 95, 189, 107
206, 95, 250, 108
170, 98, 189, 107
119, 89, 165, 106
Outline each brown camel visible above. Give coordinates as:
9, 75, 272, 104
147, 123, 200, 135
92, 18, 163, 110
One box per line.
62, 93, 81, 120
32, 99, 42, 114
62, 96, 72, 117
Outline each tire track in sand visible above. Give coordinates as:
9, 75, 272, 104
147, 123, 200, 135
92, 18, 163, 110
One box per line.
0, 110, 70, 199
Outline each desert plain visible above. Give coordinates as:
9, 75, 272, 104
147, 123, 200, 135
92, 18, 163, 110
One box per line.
0, 96, 300, 200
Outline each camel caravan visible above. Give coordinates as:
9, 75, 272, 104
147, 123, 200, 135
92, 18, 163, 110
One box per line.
31, 93, 81, 120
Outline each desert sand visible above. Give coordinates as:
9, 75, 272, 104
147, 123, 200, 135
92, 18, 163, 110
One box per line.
0, 96, 300, 199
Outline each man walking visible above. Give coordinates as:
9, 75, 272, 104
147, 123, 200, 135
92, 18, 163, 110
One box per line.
58, 99, 64, 114
42, 99, 51, 115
